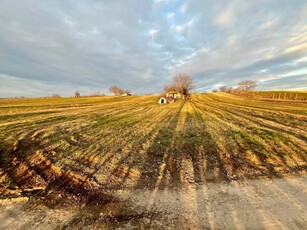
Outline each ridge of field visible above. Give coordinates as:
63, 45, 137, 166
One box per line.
0, 93, 306, 204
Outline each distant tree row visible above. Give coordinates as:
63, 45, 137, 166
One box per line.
50, 91, 106, 98
164, 73, 193, 95
88, 92, 105, 97
213, 80, 257, 94
52, 93, 61, 98
108, 85, 131, 96
50, 88, 129, 98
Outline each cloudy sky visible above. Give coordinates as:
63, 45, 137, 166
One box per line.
0, 0, 306, 97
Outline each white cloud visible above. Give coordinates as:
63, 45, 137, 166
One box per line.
154, 0, 174, 5
64, 18, 76, 26
257, 18, 279, 31
180, 3, 187, 13
215, 8, 235, 28
227, 35, 236, 46
171, 18, 196, 35
175, 25, 183, 32
148, 29, 158, 39
167, 12, 175, 19
0, 74, 107, 97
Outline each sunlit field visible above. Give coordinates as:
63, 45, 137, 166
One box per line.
0, 93, 306, 228
1, 93, 306, 190
249, 91, 307, 100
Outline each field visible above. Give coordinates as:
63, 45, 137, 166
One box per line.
0, 93, 307, 229
248, 91, 307, 100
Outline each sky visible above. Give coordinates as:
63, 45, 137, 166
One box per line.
0, 0, 307, 97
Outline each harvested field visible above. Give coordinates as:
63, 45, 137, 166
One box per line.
251, 91, 307, 100
0, 93, 306, 229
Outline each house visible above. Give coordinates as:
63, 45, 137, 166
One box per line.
159, 97, 175, 104
166, 91, 182, 99
159, 97, 167, 104
159, 90, 183, 104
121, 93, 132, 96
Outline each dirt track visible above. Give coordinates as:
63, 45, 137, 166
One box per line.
1, 175, 306, 229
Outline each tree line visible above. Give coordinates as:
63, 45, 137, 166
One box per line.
213, 80, 257, 94
49, 86, 132, 98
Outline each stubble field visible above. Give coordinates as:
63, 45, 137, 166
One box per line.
0, 93, 306, 229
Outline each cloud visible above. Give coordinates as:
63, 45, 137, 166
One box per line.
167, 12, 175, 19
215, 8, 235, 28
180, 3, 187, 13
148, 29, 159, 38
259, 74, 307, 91
0, 74, 106, 97
0, 0, 306, 97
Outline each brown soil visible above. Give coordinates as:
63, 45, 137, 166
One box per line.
0, 175, 306, 229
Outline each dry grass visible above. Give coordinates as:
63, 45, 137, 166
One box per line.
239, 90, 307, 100
0, 93, 306, 203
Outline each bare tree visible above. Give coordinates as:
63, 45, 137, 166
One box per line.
109, 85, 125, 96
90, 92, 105, 97
52, 93, 61, 98
75, 91, 80, 98
124, 89, 132, 95
172, 74, 193, 95
164, 73, 193, 95
218, 86, 233, 93
237, 80, 257, 91
163, 85, 176, 93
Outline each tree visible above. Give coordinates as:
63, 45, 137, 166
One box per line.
109, 85, 125, 96
164, 73, 193, 95
173, 74, 193, 95
89, 92, 105, 97
52, 93, 61, 98
218, 86, 233, 93
124, 89, 132, 95
163, 85, 176, 93
237, 80, 257, 91
75, 91, 80, 98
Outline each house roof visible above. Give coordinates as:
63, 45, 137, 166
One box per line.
167, 91, 179, 94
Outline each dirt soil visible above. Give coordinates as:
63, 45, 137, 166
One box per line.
0, 175, 306, 230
